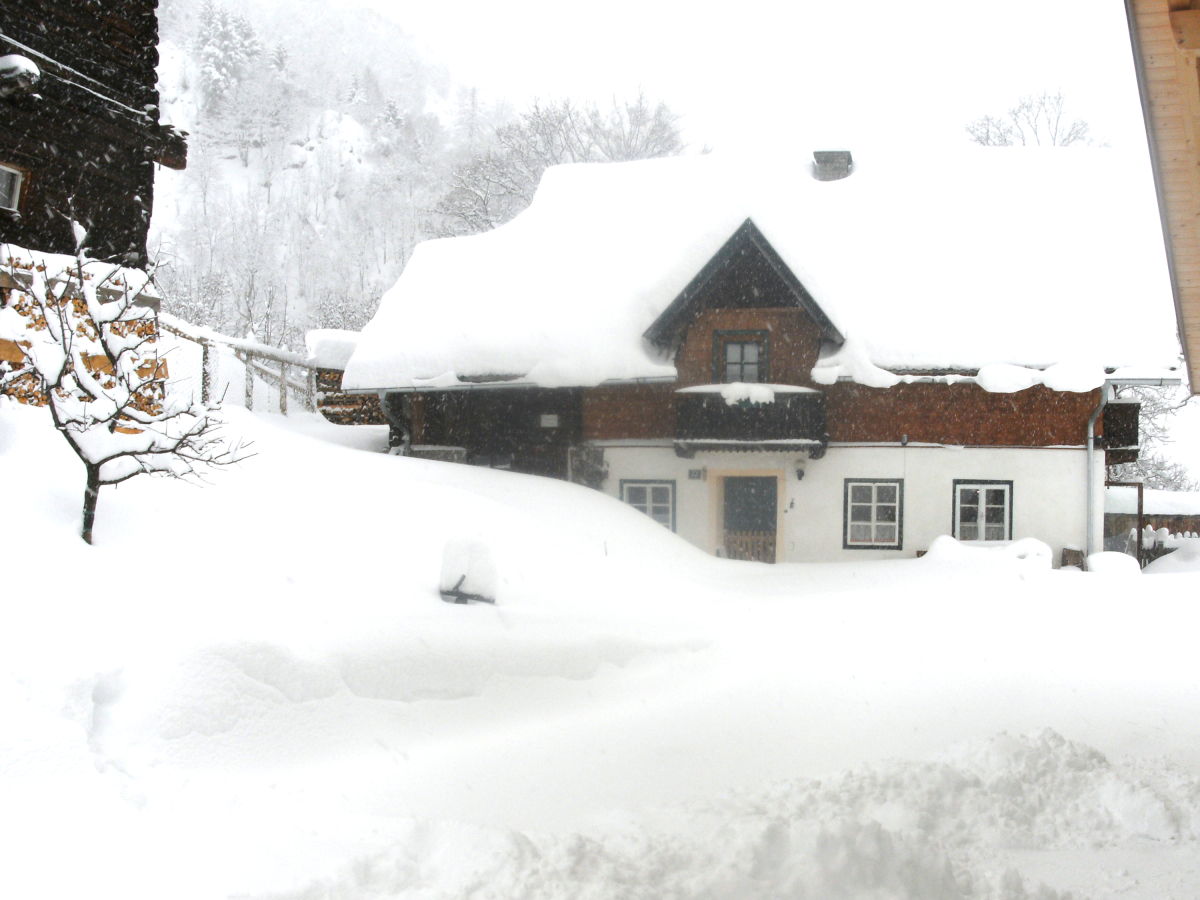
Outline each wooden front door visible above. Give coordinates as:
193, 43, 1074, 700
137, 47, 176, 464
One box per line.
723, 476, 777, 563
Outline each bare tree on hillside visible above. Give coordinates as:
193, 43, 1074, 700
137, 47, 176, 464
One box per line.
434, 94, 683, 236
966, 91, 1091, 147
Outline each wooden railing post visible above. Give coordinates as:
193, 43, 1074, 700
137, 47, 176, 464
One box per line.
200, 341, 212, 404
243, 353, 253, 411
279, 363, 288, 415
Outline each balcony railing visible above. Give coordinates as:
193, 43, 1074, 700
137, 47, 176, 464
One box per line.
674, 384, 828, 457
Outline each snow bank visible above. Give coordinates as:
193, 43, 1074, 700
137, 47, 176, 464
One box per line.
920, 535, 1053, 570
278, 728, 1197, 899
8, 391, 1200, 898
1143, 539, 1200, 573
346, 148, 1178, 391
1085, 551, 1141, 576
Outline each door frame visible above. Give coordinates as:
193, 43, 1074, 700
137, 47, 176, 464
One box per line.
709, 468, 786, 561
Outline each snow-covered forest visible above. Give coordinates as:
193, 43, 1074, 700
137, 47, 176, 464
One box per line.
150, 0, 684, 348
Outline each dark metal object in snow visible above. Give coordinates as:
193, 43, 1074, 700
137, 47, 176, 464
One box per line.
439, 575, 496, 605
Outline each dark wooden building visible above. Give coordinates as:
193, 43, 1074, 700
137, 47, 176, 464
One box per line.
0, 0, 185, 265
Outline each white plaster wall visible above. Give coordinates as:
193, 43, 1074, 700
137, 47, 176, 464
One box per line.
599, 442, 1100, 564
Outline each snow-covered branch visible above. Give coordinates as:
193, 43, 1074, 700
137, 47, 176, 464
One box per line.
1, 244, 250, 543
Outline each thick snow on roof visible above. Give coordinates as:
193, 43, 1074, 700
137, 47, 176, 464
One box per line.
344, 148, 1180, 392
305, 328, 360, 370
1107, 486, 1200, 516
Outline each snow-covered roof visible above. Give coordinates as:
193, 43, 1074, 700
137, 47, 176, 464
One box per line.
344, 148, 1181, 392
1107, 487, 1200, 516
305, 329, 360, 370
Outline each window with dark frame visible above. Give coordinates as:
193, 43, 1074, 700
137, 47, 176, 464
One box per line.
843, 479, 902, 549
713, 331, 768, 383
953, 481, 1012, 541
0, 164, 22, 211
621, 480, 675, 531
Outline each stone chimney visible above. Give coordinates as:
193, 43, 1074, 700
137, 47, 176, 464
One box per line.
812, 150, 853, 181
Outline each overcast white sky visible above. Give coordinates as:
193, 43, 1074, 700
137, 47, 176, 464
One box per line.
352, 0, 1146, 154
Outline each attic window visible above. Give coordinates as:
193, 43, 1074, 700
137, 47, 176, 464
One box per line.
714, 331, 769, 383
0, 163, 22, 211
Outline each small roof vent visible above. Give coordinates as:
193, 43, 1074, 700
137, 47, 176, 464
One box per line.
812, 150, 853, 182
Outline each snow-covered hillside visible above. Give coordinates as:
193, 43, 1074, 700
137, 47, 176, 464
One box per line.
4, 389, 1200, 898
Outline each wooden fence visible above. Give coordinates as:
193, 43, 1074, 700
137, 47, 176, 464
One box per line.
157, 314, 317, 414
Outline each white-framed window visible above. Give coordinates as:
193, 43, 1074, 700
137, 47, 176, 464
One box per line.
723, 341, 762, 383
714, 330, 769, 383
953, 480, 1012, 541
621, 479, 675, 531
0, 164, 22, 211
844, 479, 902, 549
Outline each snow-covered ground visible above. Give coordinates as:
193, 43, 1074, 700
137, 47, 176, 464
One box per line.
4, 396, 1200, 899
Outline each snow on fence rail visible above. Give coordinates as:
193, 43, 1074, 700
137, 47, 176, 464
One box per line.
158, 313, 316, 414
1122, 525, 1200, 566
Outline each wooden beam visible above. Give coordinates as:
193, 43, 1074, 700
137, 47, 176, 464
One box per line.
1170, 9, 1200, 48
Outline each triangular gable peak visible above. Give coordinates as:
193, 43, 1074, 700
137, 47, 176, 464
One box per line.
644, 218, 844, 352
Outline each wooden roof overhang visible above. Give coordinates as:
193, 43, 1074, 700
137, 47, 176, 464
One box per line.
1126, 0, 1200, 392
643, 218, 845, 352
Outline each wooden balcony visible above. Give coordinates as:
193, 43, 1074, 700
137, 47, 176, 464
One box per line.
674, 384, 828, 457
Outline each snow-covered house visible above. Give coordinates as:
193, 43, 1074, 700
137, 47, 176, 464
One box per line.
0, 0, 186, 266
340, 149, 1180, 564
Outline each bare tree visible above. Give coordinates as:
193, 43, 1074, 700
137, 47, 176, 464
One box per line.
966, 91, 1091, 147
434, 94, 683, 236
1107, 385, 1197, 490
0, 239, 246, 544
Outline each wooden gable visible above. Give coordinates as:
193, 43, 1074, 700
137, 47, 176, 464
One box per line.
643, 218, 843, 354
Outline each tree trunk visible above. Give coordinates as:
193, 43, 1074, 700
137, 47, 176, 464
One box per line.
81, 465, 100, 545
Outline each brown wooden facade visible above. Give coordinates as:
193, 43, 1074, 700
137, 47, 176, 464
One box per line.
1127, 0, 1200, 391
0, 0, 185, 265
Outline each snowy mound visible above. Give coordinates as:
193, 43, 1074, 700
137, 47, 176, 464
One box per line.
345, 148, 1178, 391
7, 396, 1200, 898
1143, 539, 1200, 573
